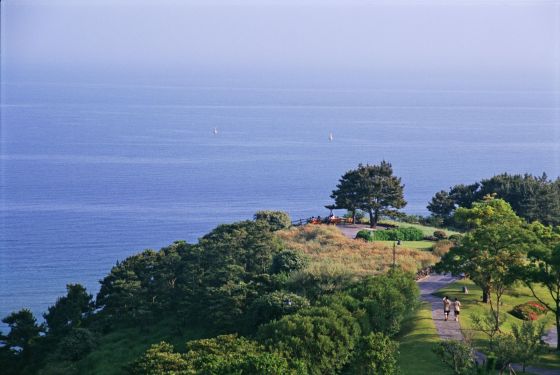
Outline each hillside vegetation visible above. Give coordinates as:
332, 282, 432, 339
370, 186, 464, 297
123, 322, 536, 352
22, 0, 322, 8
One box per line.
1, 212, 440, 375
277, 225, 438, 275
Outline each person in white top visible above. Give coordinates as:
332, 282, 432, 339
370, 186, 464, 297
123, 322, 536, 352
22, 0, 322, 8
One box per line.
453, 297, 461, 322
443, 296, 451, 321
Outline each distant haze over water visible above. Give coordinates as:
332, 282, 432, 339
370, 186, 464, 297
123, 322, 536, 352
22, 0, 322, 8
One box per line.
0, 76, 559, 327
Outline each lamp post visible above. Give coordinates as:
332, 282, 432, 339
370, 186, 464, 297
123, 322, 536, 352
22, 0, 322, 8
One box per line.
392, 240, 401, 268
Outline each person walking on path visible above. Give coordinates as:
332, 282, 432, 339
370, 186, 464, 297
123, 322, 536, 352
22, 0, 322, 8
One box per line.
453, 297, 461, 322
443, 296, 451, 321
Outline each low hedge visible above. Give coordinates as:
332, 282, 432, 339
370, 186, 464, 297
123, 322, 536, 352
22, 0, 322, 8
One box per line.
510, 301, 547, 321
356, 227, 424, 241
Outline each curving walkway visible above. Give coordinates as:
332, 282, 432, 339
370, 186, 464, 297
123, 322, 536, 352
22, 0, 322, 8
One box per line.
418, 274, 559, 375
336, 226, 559, 373
418, 274, 464, 341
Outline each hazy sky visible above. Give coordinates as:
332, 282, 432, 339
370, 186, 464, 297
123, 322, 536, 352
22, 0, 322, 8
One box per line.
1, 0, 559, 86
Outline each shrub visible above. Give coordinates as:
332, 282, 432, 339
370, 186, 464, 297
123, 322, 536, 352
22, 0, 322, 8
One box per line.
247, 291, 309, 329
510, 301, 547, 321
433, 340, 476, 375
433, 230, 447, 240
356, 230, 375, 241
397, 227, 424, 241
258, 306, 360, 375
271, 250, 308, 274
347, 332, 399, 375
423, 235, 438, 241
432, 240, 454, 257
55, 328, 98, 361
511, 321, 546, 372
357, 227, 424, 242
287, 263, 356, 300
348, 271, 418, 336
254, 210, 292, 231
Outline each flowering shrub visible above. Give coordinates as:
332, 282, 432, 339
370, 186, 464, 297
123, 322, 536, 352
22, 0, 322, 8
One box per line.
511, 301, 547, 321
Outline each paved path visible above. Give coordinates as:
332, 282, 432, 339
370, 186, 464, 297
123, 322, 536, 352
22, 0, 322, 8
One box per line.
543, 326, 558, 349
419, 274, 559, 375
418, 274, 464, 341
336, 224, 370, 239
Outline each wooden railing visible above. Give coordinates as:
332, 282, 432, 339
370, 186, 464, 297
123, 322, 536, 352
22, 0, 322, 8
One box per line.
291, 217, 355, 227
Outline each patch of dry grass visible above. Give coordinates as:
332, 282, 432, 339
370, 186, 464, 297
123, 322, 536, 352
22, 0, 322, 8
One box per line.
276, 225, 438, 275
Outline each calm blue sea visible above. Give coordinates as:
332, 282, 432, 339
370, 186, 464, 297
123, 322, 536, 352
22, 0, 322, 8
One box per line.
1, 81, 558, 327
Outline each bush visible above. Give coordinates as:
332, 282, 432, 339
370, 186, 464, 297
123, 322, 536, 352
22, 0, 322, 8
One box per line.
347, 332, 399, 375
271, 250, 308, 274
254, 210, 292, 231
423, 235, 438, 241
55, 328, 98, 361
247, 291, 309, 329
397, 227, 424, 241
356, 230, 374, 241
258, 306, 360, 375
356, 227, 424, 242
433, 340, 476, 375
510, 301, 547, 321
432, 240, 454, 257
348, 271, 418, 336
433, 230, 447, 240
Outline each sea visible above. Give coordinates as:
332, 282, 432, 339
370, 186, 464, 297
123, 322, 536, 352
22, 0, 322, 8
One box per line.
1, 78, 558, 328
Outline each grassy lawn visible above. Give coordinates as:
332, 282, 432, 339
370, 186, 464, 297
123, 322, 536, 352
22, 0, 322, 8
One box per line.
434, 279, 560, 369
398, 301, 452, 375
375, 240, 434, 251
379, 220, 461, 237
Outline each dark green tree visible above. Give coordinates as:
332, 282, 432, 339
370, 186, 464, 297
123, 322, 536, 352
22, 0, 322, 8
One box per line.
427, 190, 456, 224
54, 328, 98, 362
330, 168, 363, 223
331, 162, 406, 228
449, 183, 480, 209
1, 309, 42, 354
430, 173, 560, 226
44, 284, 94, 336
0, 309, 43, 373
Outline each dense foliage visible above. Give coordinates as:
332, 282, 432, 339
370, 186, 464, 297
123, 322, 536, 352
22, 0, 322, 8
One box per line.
1, 212, 420, 374
427, 172, 560, 227
356, 227, 424, 241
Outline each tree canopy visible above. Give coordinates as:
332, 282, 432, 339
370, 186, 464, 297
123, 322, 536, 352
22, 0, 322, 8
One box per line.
331, 162, 406, 228
436, 198, 535, 329
428, 173, 560, 226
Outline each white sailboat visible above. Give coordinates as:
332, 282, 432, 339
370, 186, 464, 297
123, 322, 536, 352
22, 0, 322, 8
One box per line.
329, 132, 334, 142
213, 127, 218, 135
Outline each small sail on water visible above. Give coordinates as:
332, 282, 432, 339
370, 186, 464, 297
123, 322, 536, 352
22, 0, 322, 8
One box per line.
213, 127, 219, 135
329, 132, 334, 142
